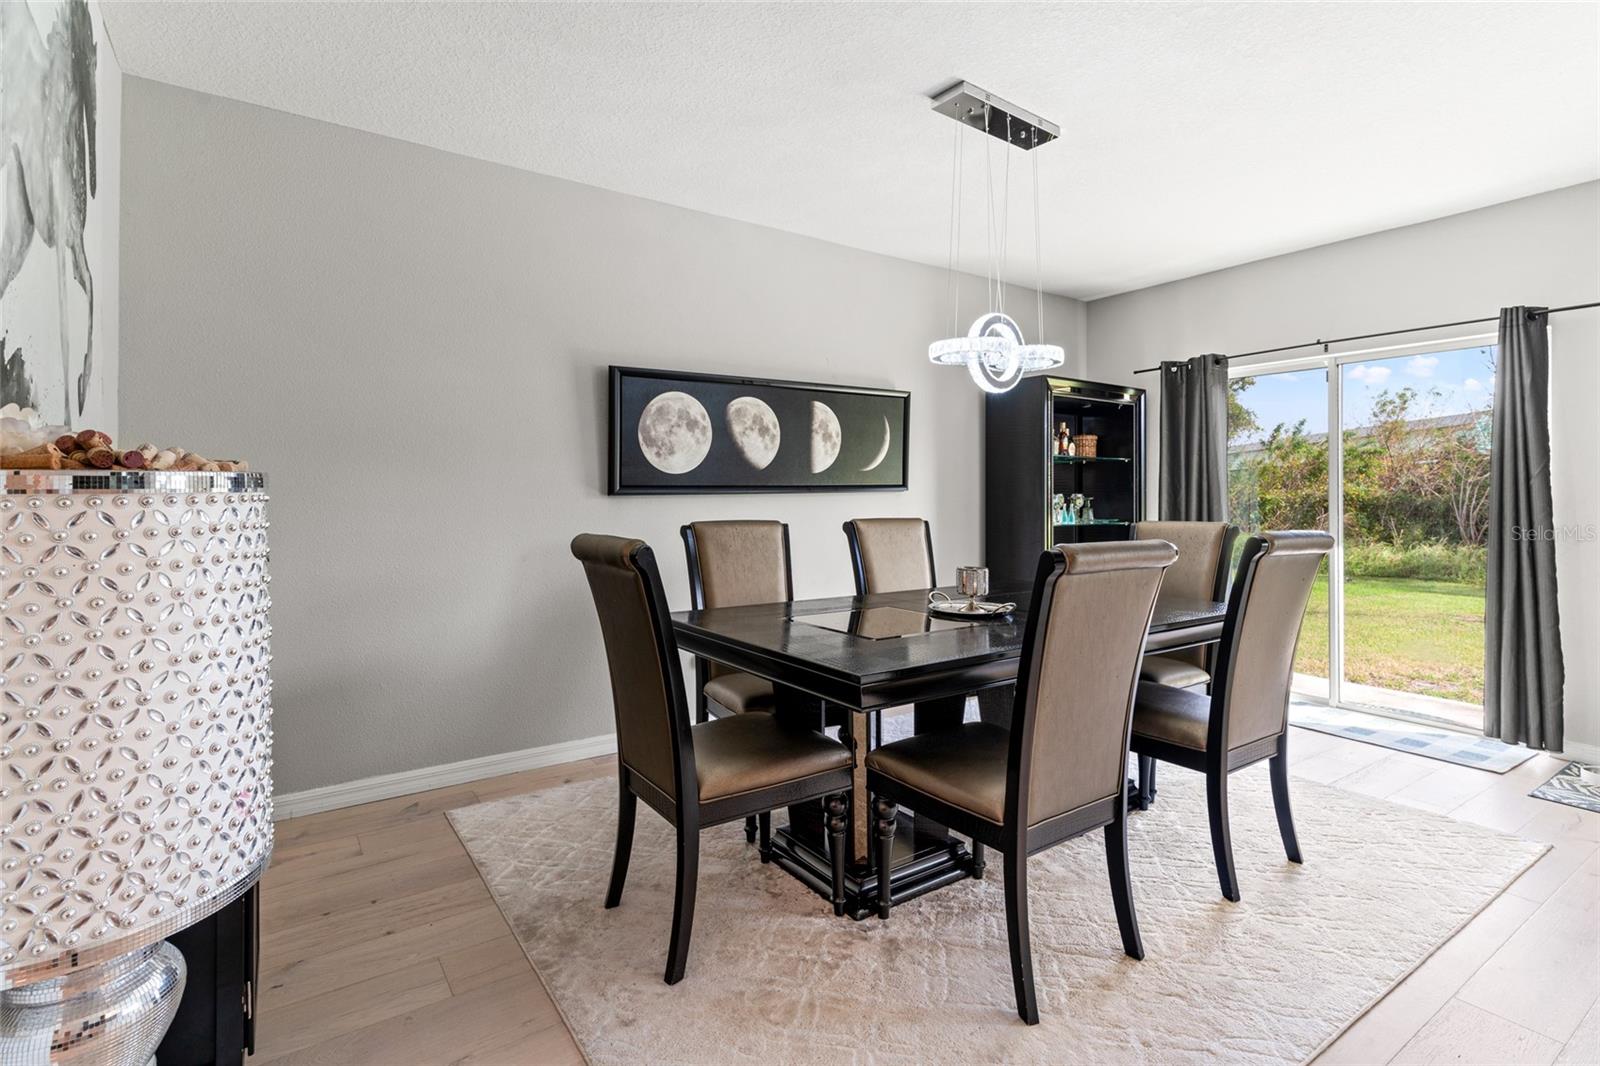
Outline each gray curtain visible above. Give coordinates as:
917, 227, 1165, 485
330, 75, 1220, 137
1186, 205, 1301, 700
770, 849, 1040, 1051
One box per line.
1485, 306, 1564, 750
1159, 354, 1230, 521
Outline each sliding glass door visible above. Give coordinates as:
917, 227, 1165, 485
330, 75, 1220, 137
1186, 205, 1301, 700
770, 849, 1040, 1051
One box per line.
1337, 345, 1495, 729
1226, 339, 1496, 731
1226, 367, 1330, 701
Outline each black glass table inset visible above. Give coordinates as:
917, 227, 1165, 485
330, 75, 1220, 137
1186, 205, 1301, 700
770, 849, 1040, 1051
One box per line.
791, 605, 976, 640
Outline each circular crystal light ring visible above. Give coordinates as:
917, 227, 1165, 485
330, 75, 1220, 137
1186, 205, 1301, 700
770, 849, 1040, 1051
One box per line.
964, 312, 1025, 394
1016, 343, 1066, 372
967, 350, 1024, 393
927, 333, 1011, 366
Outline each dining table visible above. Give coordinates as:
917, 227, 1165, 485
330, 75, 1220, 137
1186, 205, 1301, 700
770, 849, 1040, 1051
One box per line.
671, 585, 1229, 920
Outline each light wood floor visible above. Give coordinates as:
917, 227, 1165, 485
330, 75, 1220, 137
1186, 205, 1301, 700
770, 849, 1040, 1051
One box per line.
256, 729, 1599, 1065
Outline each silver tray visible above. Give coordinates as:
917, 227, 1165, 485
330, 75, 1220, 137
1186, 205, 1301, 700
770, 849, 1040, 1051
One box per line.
927, 599, 1015, 621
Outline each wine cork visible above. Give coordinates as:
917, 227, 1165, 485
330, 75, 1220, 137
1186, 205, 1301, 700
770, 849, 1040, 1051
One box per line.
2, 443, 64, 470
85, 447, 115, 469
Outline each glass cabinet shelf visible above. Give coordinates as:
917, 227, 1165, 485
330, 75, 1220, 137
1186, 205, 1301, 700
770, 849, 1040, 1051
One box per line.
1053, 519, 1131, 527
1053, 455, 1131, 463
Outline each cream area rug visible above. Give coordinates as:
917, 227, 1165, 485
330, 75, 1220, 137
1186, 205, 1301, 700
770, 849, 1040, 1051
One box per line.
447, 766, 1545, 1066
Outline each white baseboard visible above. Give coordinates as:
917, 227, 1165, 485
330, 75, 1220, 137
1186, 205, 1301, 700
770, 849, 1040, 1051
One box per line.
1558, 739, 1600, 765
272, 733, 618, 821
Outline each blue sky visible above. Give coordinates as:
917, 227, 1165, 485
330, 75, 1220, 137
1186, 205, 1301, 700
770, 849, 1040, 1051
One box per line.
1231, 345, 1496, 444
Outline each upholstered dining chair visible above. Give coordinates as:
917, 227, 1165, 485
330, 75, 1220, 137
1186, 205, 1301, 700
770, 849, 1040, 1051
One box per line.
572, 534, 854, 984
866, 539, 1178, 1025
1132, 521, 1239, 690
681, 521, 793, 721
1130, 530, 1334, 903
842, 517, 937, 594
1130, 521, 1238, 810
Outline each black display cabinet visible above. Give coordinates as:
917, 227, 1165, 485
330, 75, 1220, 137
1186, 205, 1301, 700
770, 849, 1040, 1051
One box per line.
984, 376, 1147, 588
155, 886, 259, 1066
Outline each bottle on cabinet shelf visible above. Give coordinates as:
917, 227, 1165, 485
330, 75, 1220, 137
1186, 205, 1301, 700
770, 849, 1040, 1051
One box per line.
1056, 422, 1071, 455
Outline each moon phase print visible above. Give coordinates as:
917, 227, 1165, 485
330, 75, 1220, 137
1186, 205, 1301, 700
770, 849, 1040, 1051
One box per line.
609, 367, 909, 494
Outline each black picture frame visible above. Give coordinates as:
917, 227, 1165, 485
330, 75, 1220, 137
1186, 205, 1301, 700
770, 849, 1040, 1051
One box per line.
608, 366, 910, 495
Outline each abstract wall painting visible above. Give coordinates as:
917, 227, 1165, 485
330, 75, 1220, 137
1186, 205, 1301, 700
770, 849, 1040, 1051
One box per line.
609, 367, 909, 494
0, 0, 120, 433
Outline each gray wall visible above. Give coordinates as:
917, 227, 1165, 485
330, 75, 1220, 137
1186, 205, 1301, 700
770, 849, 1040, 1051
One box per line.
1086, 182, 1600, 756
119, 77, 1087, 795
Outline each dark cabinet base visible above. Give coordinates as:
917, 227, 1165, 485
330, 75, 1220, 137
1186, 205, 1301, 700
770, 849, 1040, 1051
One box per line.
156, 885, 258, 1066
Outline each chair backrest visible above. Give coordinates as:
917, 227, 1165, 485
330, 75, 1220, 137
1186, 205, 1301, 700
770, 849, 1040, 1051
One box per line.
571, 534, 692, 805
1132, 521, 1238, 601
682, 521, 794, 681
682, 521, 793, 609
1210, 531, 1334, 752
1008, 540, 1178, 830
842, 518, 936, 594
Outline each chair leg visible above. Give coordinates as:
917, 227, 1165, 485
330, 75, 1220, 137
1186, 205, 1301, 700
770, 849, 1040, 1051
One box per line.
1104, 797, 1145, 960
758, 811, 772, 863
826, 793, 849, 917
664, 824, 700, 984
1270, 750, 1303, 864
874, 796, 897, 920
1207, 769, 1241, 902
744, 815, 757, 843
1136, 755, 1157, 811
1004, 848, 1039, 1025
604, 778, 637, 909
971, 840, 987, 880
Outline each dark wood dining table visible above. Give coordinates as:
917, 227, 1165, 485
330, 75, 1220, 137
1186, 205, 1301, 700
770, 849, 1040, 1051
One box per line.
671, 585, 1228, 919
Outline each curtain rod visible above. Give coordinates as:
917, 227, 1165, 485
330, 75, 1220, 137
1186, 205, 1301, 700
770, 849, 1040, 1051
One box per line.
1130, 301, 1600, 375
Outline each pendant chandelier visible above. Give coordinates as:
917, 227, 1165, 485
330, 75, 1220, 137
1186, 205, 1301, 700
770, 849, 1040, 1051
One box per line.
927, 83, 1064, 393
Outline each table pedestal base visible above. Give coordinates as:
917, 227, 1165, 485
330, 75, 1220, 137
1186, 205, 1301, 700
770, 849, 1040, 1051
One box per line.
766, 811, 979, 921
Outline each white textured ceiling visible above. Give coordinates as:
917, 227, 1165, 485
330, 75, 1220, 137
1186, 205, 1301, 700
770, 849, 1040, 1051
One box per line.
103, 1, 1598, 299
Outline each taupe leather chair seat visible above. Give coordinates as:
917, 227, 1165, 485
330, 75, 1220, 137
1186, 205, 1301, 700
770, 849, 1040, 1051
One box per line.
693, 713, 853, 802
865, 722, 1009, 825
702, 672, 777, 715
1138, 654, 1212, 690
1131, 681, 1210, 750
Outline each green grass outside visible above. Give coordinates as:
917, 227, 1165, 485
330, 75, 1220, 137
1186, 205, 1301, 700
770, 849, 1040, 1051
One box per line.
1293, 574, 1486, 704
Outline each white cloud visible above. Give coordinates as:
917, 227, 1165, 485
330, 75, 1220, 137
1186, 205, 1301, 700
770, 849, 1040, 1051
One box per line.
1405, 354, 1439, 378
1464, 377, 1483, 392
1349, 364, 1392, 385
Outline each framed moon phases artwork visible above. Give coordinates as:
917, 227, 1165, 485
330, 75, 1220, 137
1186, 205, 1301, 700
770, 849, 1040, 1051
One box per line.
608, 367, 910, 494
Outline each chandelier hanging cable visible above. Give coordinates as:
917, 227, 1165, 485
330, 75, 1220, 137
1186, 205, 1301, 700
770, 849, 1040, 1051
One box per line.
1015, 127, 1065, 373
926, 83, 1063, 394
